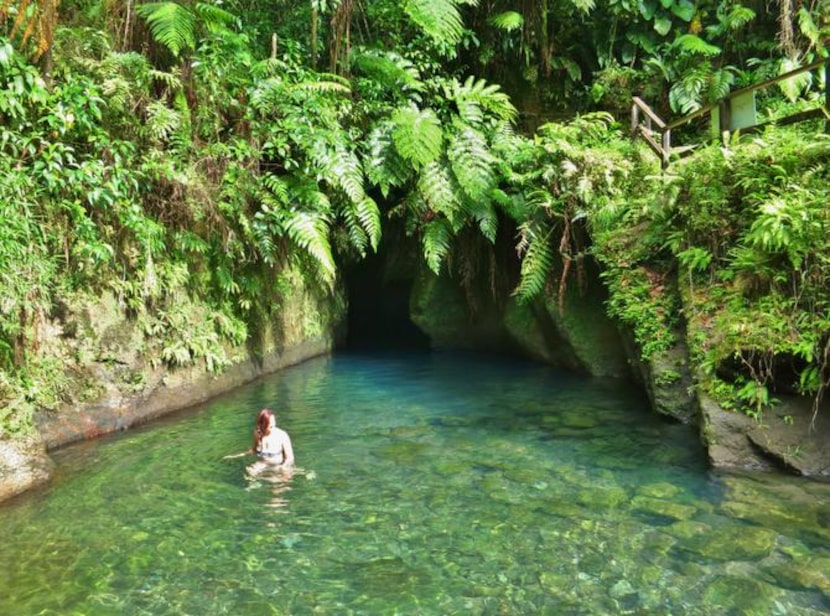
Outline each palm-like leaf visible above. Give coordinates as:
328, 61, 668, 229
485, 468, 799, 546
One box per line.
193, 1, 236, 32
673, 34, 722, 57
351, 50, 424, 99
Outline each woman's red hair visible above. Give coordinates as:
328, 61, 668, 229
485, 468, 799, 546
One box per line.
255, 408, 275, 438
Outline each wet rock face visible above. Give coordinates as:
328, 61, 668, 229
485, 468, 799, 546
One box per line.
699, 392, 830, 477
0, 436, 54, 502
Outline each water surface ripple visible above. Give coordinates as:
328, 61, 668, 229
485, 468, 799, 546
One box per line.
1, 350, 828, 615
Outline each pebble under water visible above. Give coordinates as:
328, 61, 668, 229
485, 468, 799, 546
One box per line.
0, 350, 828, 615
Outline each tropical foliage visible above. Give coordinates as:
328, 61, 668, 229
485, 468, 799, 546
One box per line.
592, 125, 830, 418
0, 0, 828, 440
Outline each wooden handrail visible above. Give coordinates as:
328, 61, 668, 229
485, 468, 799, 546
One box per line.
666, 58, 828, 131
634, 58, 829, 167
632, 96, 666, 129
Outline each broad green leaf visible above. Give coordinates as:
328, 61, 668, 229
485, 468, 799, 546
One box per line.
653, 15, 672, 36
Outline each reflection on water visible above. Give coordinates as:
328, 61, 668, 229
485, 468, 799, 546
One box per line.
0, 350, 828, 615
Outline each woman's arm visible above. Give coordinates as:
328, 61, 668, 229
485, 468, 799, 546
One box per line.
222, 430, 259, 459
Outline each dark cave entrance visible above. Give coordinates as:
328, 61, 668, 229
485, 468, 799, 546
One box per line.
343, 232, 430, 351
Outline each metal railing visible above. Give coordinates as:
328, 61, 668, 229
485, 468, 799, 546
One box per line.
632, 58, 830, 168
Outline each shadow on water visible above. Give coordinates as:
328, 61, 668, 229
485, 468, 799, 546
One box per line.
0, 350, 829, 615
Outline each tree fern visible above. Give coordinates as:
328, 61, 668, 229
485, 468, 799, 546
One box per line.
403, 0, 465, 46
391, 105, 444, 168
136, 2, 197, 57
422, 218, 453, 274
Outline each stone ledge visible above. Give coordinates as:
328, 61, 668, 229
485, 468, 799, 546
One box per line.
37, 336, 335, 451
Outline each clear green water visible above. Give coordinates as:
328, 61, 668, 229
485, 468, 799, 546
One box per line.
1, 351, 829, 615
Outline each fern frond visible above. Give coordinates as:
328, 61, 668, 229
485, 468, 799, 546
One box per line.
404, 0, 464, 45
448, 122, 497, 202
145, 100, 181, 142
708, 67, 735, 103
422, 218, 453, 274
261, 173, 290, 204
136, 2, 197, 57
674, 34, 722, 57
391, 105, 444, 168
514, 225, 553, 303
174, 230, 209, 254
353, 196, 382, 252
312, 143, 366, 205
287, 177, 332, 213
340, 207, 370, 256
351, 49, 424, 97
101, 76, 131, 112
194, 2, 236, 32
149, 69, 182, 91
364, 122, 413, 196
450, 76, 517, 124
418, 161, 459, 222
466, 198, 499, 243
251, 214, 279, 264
283, 211, 336, 284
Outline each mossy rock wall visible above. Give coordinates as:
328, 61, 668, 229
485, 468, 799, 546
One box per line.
409, 268, 510, 352
410, 264, 630, 377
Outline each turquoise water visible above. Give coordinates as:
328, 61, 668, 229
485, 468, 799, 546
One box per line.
1, 350, 829, 615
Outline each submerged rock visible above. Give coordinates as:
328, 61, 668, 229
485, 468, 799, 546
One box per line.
701, 576, 783, 613
630, 496, 697, 521
679, 525, 778, 561
764, 558, 830, 594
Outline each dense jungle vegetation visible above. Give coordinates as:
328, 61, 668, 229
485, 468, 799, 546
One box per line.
0, 0, 828, 438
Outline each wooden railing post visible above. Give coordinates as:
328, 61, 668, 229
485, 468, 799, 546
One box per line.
631, 103, 639, 135
662, 129, 671, 169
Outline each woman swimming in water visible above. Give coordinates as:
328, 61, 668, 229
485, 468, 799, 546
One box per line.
225, 408, 294, 467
